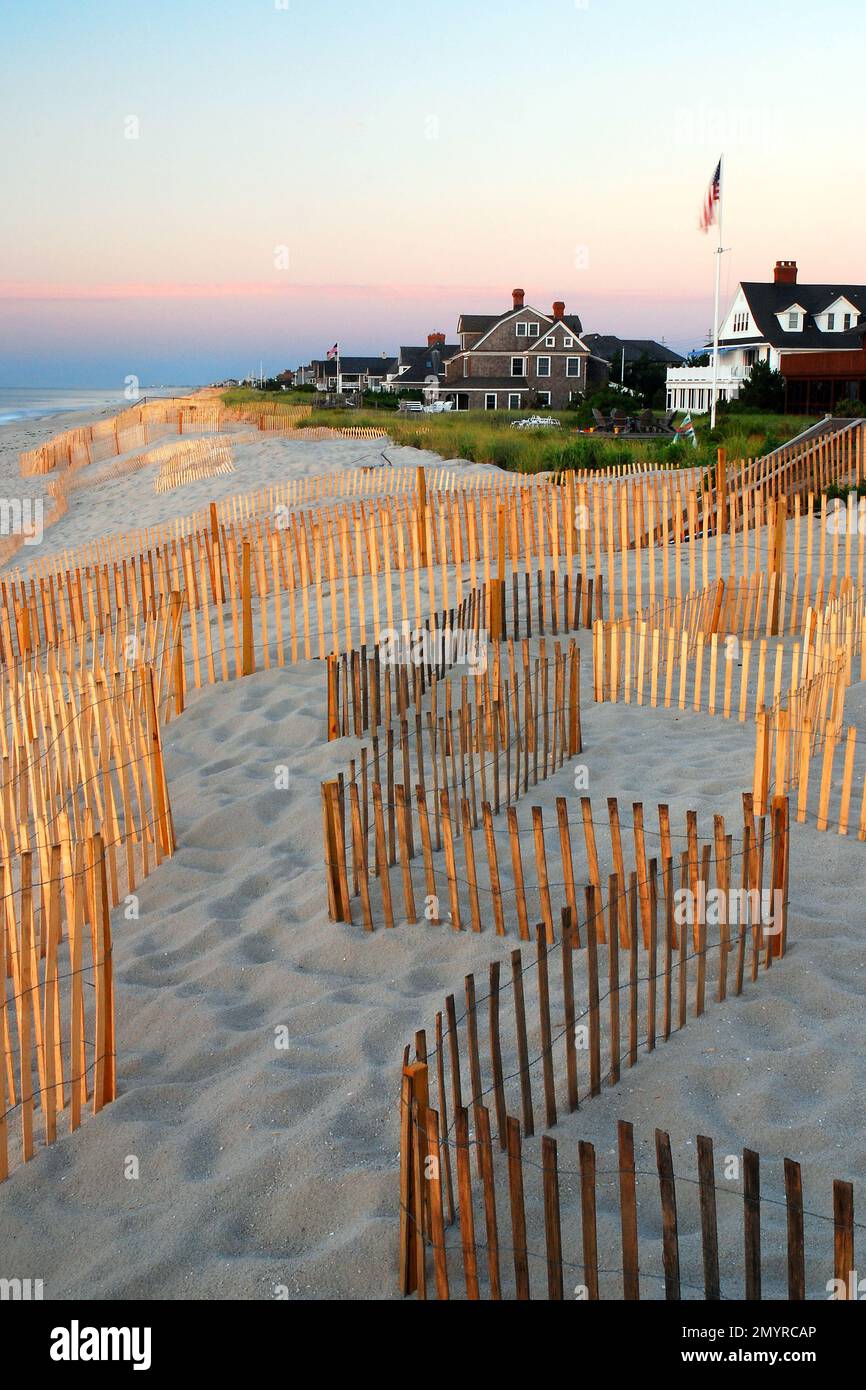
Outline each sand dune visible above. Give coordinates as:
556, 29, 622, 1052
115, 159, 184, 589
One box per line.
0, 406, 861, 1300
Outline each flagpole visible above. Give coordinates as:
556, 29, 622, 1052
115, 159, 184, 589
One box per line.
710, 154, 724, 430
337, 343, 342, 398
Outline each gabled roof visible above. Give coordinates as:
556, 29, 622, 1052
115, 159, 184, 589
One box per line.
457, 304, 584, 343
581, 334, 684, 366
394, 343, 459, 383
730, 281, 866, 350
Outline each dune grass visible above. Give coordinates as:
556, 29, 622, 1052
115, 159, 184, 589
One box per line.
221, 390, 818, 474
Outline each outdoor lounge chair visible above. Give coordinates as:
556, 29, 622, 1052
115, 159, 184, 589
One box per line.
591, 407, 608, 430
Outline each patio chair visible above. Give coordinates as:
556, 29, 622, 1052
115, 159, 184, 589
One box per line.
591, 407, 609, 430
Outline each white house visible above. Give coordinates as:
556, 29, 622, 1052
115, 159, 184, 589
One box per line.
667, 260, 866, 413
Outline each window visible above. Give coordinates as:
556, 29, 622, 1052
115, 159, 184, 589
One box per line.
508, 393, 521, 410
564, 336, 574, 347
566, 357, 581, 377
827, 313, 836, 330
788, 311, 799, 330
537, 392, 551, 407
527, 323, 540, 336
536, 356, 551, 377
844, 314, 852, 330
485, 393, 497, 410
511, 357, 525, 376
516, 322, 528, 337
545, 335, 556, 347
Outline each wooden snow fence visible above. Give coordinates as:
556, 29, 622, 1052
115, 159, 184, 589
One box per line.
396, 794, 796, 1299
13, 466, 866, 679
0, 832, 118, 1182
153, 437, 236, 493
321, 635, 583, 932
398, 1099, 854, 1300
0, 654, 175, 1181
593, 576, 866, 723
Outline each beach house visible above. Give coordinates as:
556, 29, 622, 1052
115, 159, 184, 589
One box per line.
666, 260, 866, 414
385, 334, 459, 399
438, 288, 602, 411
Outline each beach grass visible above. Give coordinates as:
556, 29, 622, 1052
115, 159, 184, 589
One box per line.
221, 390, 817, 473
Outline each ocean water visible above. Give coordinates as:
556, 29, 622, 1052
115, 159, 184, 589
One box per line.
0, 386, 198, 425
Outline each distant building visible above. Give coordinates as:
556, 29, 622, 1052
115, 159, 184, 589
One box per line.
666, 260, 866, 413
439, 288, 602, 411
313, 354, 397, 394
386, 334, 459, 397
582, 335, 684, 375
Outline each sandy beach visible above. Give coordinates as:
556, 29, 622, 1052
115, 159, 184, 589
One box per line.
0, 403, 862, 1302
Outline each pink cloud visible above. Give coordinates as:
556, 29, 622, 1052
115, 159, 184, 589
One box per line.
0, 279, 508, 303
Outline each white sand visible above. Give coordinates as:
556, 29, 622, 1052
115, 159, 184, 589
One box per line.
0, 406, 861, 1300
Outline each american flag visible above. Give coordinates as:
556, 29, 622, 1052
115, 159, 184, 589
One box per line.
699, 159, 721, 233
673, 411, 698, 448
327, 342, 339, 359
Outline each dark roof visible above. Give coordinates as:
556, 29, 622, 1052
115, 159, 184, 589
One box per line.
319, 356, 397, 375
582, 334, 684, 366
734, 282, 866, 350
459, 315, 499, 333
395, 343, 459, 383
458, 307, 584, 336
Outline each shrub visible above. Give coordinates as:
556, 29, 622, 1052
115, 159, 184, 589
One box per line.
835, 397, 866, 418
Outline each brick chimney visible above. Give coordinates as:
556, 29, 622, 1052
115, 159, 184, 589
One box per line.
512, 287, 525, 309
427, 332, 446, 347
774, 260, 798, 285
552, 300, 565, 321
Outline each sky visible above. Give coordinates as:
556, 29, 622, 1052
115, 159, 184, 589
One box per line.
1, 0, 864, 386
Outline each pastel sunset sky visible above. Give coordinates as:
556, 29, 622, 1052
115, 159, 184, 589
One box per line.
2, 0, 863, 386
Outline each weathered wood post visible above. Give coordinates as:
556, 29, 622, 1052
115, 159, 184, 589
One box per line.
398, 1060, 429, 1296
241, 539, 255, 676
715, 447, 728, 534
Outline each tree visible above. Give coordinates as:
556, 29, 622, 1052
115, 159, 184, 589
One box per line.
685, 350, 710, 367
736, 359, 785, 412
621, 352, 668, 408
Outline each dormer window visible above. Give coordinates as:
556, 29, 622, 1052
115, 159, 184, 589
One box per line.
844, 314, 852, 330
827, 313, 835, 330
787, 311, 799, 330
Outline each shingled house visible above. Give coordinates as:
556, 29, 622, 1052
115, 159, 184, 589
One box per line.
313, 354, 397, 393
386, 334, 459, 396
439, 288, 604, 411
